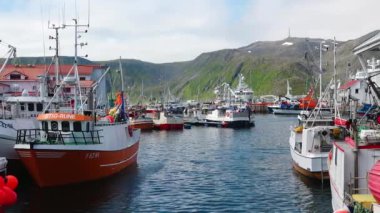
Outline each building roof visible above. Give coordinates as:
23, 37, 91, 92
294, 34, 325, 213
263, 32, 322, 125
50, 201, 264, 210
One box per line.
0, 64, 105, 81
339, 79, 360, 90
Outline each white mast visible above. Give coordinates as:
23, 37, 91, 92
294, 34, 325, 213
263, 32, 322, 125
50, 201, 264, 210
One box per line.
64, 18, 89, 113
319, 40, 327, 100
333, 37, 337, 118
48, 23, 65, 94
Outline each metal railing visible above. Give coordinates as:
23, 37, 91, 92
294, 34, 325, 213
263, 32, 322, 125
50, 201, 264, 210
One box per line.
16, 129, 102, 145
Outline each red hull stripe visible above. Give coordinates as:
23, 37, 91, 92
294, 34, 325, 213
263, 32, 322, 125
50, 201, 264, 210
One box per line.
344, 136, 380, 149
155, 124, 183, 130
100, 151, 138, 167
130, 123, 153, 130
334, 142, 345, 152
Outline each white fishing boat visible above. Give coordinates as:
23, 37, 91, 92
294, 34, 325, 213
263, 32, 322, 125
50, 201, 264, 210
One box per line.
0, 95, 55, 160
329, 33, 380, 212
234, 74, 254, 102
289, 60, 339, 180
205, 106, 254, 128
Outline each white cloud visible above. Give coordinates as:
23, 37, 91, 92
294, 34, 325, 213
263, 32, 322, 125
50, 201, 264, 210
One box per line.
0, 0, 379, 63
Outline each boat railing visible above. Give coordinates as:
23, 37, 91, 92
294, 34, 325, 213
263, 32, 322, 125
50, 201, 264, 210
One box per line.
95, 121, 129, 127
348, 174, 369, 195
16, 129, 103, 145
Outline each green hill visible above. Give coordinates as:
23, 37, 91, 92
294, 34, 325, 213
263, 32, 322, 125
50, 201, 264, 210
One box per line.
6, 30, 380, 103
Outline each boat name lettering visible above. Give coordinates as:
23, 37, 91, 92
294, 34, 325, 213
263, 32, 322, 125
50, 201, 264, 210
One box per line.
0, 121, 14, 129
85, 152, 99, 159
45, 114, 76, 120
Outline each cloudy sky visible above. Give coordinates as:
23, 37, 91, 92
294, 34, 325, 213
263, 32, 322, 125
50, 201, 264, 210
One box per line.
0, 0, 378, 63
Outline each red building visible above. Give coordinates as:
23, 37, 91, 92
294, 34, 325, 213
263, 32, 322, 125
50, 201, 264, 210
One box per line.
0, 64, 107, 97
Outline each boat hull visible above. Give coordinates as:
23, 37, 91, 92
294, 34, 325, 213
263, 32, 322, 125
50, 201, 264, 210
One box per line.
289, 130, 330, 180
130, 121, 154, 130
272, 109, 303, 115
154, 123, 183, 130
205, 120, 254, 128
15, 142, 139, 187
0, 135, 18, 160
292, 161, 329, 180
0, 118, 38, 160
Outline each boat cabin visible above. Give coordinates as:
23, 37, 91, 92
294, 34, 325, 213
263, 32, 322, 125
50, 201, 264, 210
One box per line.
0, 96, 56, 119
37, 113, 93, 132
16, 113, 101, 145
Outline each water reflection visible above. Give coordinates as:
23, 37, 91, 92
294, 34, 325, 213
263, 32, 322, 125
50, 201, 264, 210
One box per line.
8, 115, 332, 212
9, 164, 139, 212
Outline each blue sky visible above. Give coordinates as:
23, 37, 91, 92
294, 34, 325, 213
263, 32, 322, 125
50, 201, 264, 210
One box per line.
226, 0, 249, 23
0, 0, 379, 63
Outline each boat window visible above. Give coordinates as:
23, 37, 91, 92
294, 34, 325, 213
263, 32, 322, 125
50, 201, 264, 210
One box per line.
20, 103, 25, 111
42, 121, 48, 132
73, 121, 82, 132
86, 122, 90, 132
36, 103, 43, 112
28, 103, 34, 111
62, 121, 70, 132
334, 147, 337, 166
51, 121, 59, 131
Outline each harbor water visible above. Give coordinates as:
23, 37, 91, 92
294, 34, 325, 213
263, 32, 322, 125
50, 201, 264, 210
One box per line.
9, 114, 331, 212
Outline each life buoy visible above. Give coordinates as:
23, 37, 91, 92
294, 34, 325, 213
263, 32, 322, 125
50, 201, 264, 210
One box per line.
128, 125, 133, 137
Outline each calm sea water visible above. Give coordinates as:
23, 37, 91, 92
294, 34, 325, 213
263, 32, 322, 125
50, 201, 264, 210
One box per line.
8, 114, 332, 212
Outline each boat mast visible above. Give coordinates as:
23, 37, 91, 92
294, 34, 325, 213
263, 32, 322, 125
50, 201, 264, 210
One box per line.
119, 56, 124, 92
333, 37, 337, 118
64, 19, 89, 114
118, 56, 126, 120
319, 41, 325, 101
48, 23, 65, 94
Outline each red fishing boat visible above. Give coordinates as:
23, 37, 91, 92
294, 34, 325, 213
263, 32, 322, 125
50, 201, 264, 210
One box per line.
14, 112, 140, 187
13, 18, 140, 187
130, 117, 154, 130
153, 111, 184, 130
